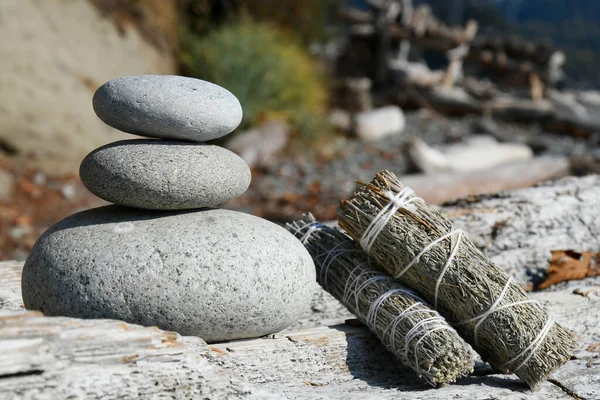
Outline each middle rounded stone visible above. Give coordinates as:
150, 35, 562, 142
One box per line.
79, 139, 251, 210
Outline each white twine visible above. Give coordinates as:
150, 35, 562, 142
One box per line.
502, 316, 555, 373
403, 315, 453, 376
358, 186, 463, 310
454, 277, 540, 347
366, 288, 416, 327
352, 275, 394, 319
344, 269, 452, 378
360, 187, 419, 253
342, 265, 369, 304
412, 325, 453, 376
316, 242, 363, 288
384, 303, 424, 351
342, 270, 381, 305
394, 228, 465, 310
292, 221, 326, 244
383, 305, 438, 353
316, 241, 348, 286
291, 221, 361, 289
453, 276, 553, 373
300, 223, 321, 243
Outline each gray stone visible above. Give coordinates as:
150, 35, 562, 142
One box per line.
93, 75, 243, 141
225, 121, 289, 168
79, 140, 251, 210
354, 105, 406, 141
21, 206, 316, 343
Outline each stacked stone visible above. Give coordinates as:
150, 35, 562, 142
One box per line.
21, 75, 316, 343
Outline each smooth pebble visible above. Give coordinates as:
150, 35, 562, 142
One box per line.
93, 75, 243, 141
80, 139, 251, 210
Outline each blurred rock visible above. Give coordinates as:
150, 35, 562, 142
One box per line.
328, 109, 352, 133
32, 173, 47, 186
0, 0, 176, 176
354, 106, 406, 141
60, 184, 76, 200
409, 136, 533, 174
226, 121, 290, 168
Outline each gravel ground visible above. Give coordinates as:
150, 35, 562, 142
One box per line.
225, 110, 600, 221
2, 111, 598, 260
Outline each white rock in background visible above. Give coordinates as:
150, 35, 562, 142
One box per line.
328, 109, 352, 132
354, 106, 405, 141
408, 138, 450, 173
225, 120, 289, 168
409, 135, 533, 174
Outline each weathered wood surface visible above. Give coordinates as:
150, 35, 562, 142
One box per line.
444, 175, 600, 288
213, 289, 599, 399
1, 260, 598, 399
399, 156, 570, 206
0, 310, 275, 399
1, 176, 599, 398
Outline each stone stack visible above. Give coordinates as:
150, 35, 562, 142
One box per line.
21, 75, 316, 343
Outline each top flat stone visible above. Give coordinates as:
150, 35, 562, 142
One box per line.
93, 75, 243, 141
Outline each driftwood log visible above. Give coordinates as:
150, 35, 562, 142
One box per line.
0, 177, 599, 398
399, 155, 570, 206
444, 175, 600, 288
0, 258, 598, 399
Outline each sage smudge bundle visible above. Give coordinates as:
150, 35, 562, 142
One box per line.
337, 170, 576, 388
287, 214, 474, 386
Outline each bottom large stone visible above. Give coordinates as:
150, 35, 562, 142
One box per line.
22, 206, 315, 342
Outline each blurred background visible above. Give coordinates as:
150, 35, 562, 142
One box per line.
1, 0, 600, 260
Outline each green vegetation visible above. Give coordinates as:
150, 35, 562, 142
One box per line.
180, 17, 329, 143
179, 0, 338, 44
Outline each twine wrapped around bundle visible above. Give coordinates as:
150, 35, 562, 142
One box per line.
337, 170, 577, 388
286, 214, 474, 387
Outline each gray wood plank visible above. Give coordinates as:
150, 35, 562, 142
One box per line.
1, 176, 600, 398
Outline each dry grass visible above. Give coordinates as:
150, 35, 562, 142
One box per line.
89, 0, 179, 54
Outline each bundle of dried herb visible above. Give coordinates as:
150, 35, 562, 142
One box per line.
287, 214, 474, 387
337, 170, 577, 388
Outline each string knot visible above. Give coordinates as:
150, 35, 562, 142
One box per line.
360, 186, 419, 253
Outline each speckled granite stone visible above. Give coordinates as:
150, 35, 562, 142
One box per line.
21, 206, 315, 342
93, 75, 243, 141
79, 139, 251, 210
